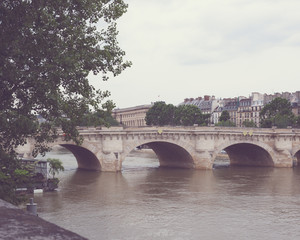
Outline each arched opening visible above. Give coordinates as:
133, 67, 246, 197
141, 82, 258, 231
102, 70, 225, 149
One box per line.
36, 145, 77, 171
224, 143, 274, 167
122, 144, 159, 171
37, 145, 101, 171
122, 141, 195, 170
147, 141, 194, 169
294, 150, 300, 166
61, 144, 101, 171
213, 149, 230, 168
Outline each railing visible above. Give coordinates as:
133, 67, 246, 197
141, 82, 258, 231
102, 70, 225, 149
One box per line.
72, 126, 300, 138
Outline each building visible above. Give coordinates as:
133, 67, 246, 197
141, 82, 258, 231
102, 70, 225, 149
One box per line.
291, 91, 300, 116
115, 91, 300, 128
211, 105, 223, 125
237, 98, 252, 127
180, 95, 221, 124
251, 92, 264, 127
264, 91, 300, 117
222, 98, 240, 125
264, 91, 294, 104
181, 96, 219, 114
112, 104, 153, 127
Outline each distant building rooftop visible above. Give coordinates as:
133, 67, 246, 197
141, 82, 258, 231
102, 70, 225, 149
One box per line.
112, 104, 153, 113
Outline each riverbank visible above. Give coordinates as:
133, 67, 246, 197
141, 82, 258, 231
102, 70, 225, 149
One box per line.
0, 199, 87, 240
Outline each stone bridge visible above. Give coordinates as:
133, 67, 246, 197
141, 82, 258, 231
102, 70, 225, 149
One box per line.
17, 126, 300, 172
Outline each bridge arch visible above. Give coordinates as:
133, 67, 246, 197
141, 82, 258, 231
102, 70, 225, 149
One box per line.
122, 140, 195, 169
47, 141, 101, 171
60, 144, 101, 170
213, 141, 275, 167
292, 147, 300, 164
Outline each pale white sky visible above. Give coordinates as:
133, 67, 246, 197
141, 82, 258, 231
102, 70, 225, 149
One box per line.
90, 0, 300, 109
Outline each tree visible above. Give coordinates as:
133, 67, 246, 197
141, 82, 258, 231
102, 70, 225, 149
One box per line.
174, 105, 204, 126
0, 150, 32, 204
242, 120, 257, 128
219, 111, 230, 122
145, 103, 208, 127
260, 98, 295, 128
47, 158, 64, 179
78, 101, 119, 127
0, 0, 131, 203
215, 120, 236, 127
295, 116, 300, 128
145, 102, 176, 126
216, 110, 235, 127
202, 113, 211, 126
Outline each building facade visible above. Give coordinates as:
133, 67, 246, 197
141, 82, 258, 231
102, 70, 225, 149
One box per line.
290, 91, 300, 116
112, 104, 153, 127
251, 92, 264, 127
237, 98, 252, 127
180, 95, 220, 124
181, 91, 299, 127
114, 91, 299, 128
222, 98, 240, 125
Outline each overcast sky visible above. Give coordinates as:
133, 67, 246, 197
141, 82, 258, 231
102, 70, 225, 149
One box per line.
90, 0, 300, 109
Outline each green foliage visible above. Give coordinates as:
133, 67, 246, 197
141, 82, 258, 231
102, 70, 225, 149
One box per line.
219, 111, 230, 122
215, 120, 236, 127
0, 151, 31, 204
78, 101, 119, 127
295, 116, 300, 128
242, 120, 257, 128
0, 0, 130, 203
174, 105, 203, 126
0, 0, 131, 154
145, 102, 208, 126
203, 114, 211, 125
145, 102, 176, 126
47, 158, 64, 179
260, 98, 295, 128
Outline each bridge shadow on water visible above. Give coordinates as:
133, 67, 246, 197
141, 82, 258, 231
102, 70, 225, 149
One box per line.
36, 145, 300, 200
51, 163, 300, 206
32, 144, 300, 240
34, 146, 300, 238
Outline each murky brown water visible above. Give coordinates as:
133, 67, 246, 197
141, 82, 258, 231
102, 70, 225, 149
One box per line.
34, 147, 300, 240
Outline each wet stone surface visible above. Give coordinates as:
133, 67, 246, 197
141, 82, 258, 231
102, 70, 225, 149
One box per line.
0, 199, 87, 240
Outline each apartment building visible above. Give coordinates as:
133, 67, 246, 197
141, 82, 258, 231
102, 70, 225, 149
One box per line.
264, 91, 300, 117
291, 91, 300, 116
180, 95, 220, 123
237, 98, 252, 127
251, 92, 264, 127
114, 91, 299, 128
182, 91, 299, 127
222, 98, 240, 125
181, 96, 220, 114
211, 105, 223, 125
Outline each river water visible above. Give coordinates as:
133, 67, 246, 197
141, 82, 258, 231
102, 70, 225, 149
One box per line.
34, 147, 300, 240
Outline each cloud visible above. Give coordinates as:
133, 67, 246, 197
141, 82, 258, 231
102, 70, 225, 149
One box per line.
92, 0, 300, 108
171, 0, 300, 65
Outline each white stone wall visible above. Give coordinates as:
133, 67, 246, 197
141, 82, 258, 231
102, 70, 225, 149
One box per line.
18, 127, 300, 171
